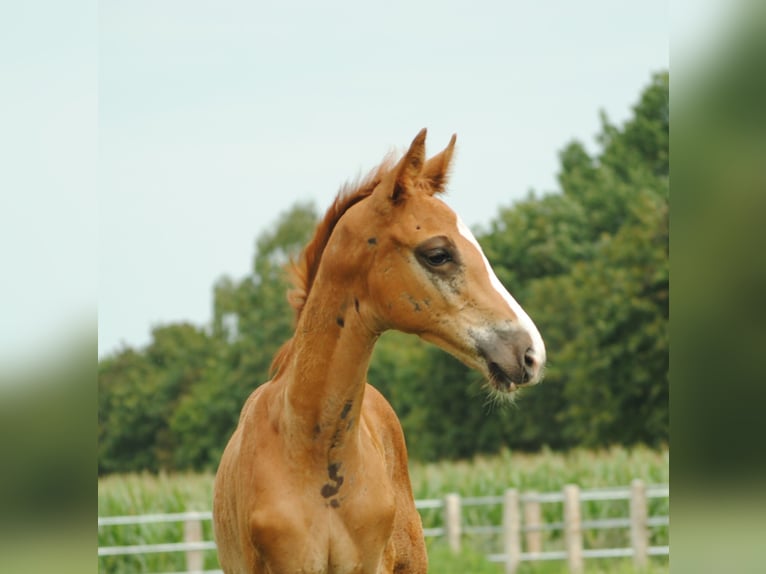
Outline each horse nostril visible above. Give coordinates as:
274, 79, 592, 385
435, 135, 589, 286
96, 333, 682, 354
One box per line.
522, 348, 537, 383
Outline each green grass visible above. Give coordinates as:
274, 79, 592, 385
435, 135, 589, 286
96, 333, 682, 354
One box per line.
98, 446, 668, 573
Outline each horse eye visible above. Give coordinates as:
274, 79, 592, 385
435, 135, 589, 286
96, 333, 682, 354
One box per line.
424, 249, 452, 267
416, 236, 458, 270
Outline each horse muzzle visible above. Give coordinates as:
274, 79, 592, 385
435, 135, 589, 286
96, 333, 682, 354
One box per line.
474, 326, 545, 392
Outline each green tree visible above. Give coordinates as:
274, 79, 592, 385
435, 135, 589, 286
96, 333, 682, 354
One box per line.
98, 323, 218, 473
169, 360, 239, 470
99, 349, 157, 473
528, 189, 668, 447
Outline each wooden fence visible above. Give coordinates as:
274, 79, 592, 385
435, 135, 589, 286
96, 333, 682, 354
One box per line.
98, 480, 668, 573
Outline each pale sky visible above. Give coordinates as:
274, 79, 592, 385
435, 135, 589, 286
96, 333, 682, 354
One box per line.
0, 1, 671, 363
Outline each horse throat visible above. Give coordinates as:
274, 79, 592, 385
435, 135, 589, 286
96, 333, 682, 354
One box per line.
281, 285, 378, 454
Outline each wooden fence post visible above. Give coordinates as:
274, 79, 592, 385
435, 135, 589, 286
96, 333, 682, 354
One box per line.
563, 484, 583, 574
523, 491, 542, 555
184, 517, 203, 572
503, 489, 521, 574
630, 479, 649, 568
444, 493, 462, 553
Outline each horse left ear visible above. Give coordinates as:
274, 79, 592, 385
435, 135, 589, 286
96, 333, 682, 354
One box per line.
421, 134, 457, 195
391, 128, 428, 202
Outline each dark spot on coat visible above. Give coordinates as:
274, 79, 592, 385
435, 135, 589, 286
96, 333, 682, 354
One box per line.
354, 298, 360, 312
330, 499, 340, 508
321, 483, 339, 498
313, 424, 321, 438
336, 316, 345, 328
346, 416, 354, 431
330, 429, 341, 448
367, 237, 377, 245
340, 400, 352, 419
328, 462, 342, 482
321, 462, 345, 498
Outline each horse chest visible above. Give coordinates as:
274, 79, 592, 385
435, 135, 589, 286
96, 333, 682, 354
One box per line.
249, 464, 397, 574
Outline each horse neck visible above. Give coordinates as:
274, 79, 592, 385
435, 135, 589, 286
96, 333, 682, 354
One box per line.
281, 273, 377, 454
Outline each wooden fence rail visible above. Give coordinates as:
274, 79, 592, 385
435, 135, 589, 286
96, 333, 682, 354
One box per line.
98, 481, 669, 573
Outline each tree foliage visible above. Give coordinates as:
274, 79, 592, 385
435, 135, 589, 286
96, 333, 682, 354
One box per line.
98, 72, 669, 472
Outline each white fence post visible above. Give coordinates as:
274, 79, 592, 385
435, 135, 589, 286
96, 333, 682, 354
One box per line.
184, 517, 203, 572
563, 484, 583, 574
503, 489, 521, 574
630, 479, 649, 568
523, 491, 542, 555
444, 493, 462, 553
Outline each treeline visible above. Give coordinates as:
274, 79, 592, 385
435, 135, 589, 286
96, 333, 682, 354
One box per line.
98, 72, 668, 474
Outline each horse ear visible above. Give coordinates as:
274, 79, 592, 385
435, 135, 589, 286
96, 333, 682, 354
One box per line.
391, 128, 428, 202
421, 133, 456, 195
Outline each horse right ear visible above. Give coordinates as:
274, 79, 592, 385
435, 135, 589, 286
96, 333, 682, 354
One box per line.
389, 128, 427, 203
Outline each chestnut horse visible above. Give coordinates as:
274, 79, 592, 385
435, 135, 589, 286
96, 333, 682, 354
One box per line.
213, 129, 546, 574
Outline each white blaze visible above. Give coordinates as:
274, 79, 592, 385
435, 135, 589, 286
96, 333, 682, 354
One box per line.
456, 216, 546, 365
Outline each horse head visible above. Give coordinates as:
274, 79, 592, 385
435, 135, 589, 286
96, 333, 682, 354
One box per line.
328, 128, 546, 394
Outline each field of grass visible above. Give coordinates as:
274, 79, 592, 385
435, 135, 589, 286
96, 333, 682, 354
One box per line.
98, 445, 668, 573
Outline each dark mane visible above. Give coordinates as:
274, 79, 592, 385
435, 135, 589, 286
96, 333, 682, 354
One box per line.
269, 156, 394, 376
